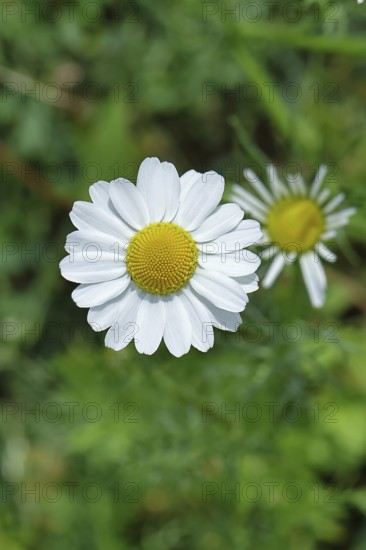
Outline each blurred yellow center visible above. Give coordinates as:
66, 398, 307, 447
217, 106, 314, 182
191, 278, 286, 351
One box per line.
126, 222, 198, 295
267, 198, 324, 252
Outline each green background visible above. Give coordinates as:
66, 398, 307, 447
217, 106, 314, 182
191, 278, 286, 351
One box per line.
1, 1, 366, 548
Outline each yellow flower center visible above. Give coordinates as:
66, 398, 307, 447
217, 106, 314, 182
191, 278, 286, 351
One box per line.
267, 197, 324, 252
126, 222, 198, 295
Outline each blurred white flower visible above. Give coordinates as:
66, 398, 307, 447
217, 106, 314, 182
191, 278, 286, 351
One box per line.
231, 165, 355, 308
60, 158, 262, 357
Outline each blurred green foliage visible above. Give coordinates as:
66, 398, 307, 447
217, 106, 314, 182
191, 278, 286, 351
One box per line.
1, 1, 366, 548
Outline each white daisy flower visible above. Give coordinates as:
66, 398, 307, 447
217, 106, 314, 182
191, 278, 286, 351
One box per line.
231, 164, 355, 308
60, 158, 262, 357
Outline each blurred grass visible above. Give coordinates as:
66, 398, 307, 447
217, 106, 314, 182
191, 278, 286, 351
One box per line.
1, 1, 366, 548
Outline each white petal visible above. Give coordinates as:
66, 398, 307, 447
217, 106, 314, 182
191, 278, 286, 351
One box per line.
296, 174, 306, 194
311, 253, 327, 288
70, 201, 133, 240
190, 268, 247, 312
179, 291, 214, 352
326, 208, 356, 230
234, 273, 259, 294
109, 178, 150, 230
260, 228, 270, 242
287, 173, 306, 195
87, 293, 127, 331
89, 180, 110, 206
163, 294, 192, 357
198, 250, 261, 277
310, 165, 327, 198
179, 285, 244, 353
204, 304, 242, 331
317, 242, 337, 263
198, 220, 262, 254
90, 182, 136, 238
321, 230, 337, 241
204, 305, 242, 331
136, 158, 180, 222
191, 204, 244, 242
176, 171, 224, 231
231, 185, 268, 222
136, 158, 162, 220
60, 252, 125, 283
317, 188, 331, 205
261, 245, 279, 261
179, 169, 203, 202
299, 253, 326, 308
162, 162, 182, 221
262, 253, 286, 288
104, 288, 141, 350
323, 193, 345, 214
65, 230, 127, 255
326, 219, 351, 231
185, 288, 242, 331
134, 294, 166, 355
287, 174, 299, 195
71, 275, 131, 307
243, 168, 274, 204
266, 165, 289, 198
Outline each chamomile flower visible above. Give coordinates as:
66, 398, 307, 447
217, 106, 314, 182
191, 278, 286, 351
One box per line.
60, 158, 262, 357
231, 164, 355, 308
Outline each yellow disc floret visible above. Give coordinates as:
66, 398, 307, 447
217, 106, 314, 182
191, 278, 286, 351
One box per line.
126, 222, 198, 295
267, 197, 324, 253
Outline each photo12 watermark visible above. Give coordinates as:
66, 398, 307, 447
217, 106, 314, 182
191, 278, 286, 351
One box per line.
201, 2, 340, 24
0, 320, 340, 346
0, 401, 140, 424
1, 481, 139, 503
202, 401, 340, 424
0, 79, 139, 106
202, 481, 339, 503
0, 160, 139, 185
1, 2, 140, 23
202, 81, 340, 104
